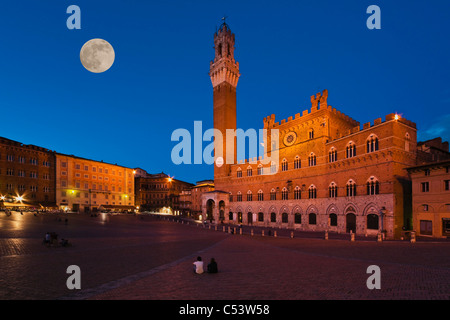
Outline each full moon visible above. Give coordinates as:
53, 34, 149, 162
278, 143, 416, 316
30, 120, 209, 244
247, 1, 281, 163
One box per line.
80, 39, 115, 73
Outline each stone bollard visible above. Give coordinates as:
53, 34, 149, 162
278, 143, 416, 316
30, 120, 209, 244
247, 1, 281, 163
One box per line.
350, 231, 355, 242
223, 226, 226, 232
209, 224, 211, 229
239, 228, 242, 235
228, 227, 231, 234
290, 231, 294, 238
262, 230, 264, 237
251, 229, 254, 236
410, 231, 416, 243
377, 233, 382, 242
274, 231, 277, 238
215, 225, 217, 231
234, 227, 237, 234
325, 230, 328, 240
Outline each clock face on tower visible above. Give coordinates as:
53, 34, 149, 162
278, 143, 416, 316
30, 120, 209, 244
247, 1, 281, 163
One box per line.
283, 131, 297, 147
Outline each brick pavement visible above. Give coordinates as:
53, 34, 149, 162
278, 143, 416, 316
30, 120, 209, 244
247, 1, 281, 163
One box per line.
1, 212, 449, 300
88, 234, 450, 300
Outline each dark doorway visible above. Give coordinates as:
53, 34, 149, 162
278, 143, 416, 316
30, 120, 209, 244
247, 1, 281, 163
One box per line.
206, 199, 215, 221
346, 213, 356, 233
247, 212, 253, 225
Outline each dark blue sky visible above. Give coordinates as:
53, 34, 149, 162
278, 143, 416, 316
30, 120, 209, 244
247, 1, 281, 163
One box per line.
0, 0, 449, 184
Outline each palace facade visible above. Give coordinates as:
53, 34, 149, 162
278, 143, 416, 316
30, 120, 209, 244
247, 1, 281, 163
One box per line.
407, 159, 450, 238
179, 180, 215, 219
202, 22, 445, 239
134, 170, 194, 214
55, 153, 135, 213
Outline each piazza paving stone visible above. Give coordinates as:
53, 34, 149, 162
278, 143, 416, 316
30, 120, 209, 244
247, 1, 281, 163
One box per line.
0, 212, 449, 300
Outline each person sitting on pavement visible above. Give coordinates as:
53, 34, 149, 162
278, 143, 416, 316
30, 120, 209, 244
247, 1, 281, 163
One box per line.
207, 258, 218, 274
193, 256, 204, 274
60, 239, 69, 247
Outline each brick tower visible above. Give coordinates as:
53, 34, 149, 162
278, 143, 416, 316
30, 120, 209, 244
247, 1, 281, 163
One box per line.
209, 21, 240, 183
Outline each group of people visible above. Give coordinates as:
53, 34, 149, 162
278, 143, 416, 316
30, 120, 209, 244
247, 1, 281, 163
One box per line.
193, 256, 218, 274
44, 232, 58, 246
44, 232, 70, 247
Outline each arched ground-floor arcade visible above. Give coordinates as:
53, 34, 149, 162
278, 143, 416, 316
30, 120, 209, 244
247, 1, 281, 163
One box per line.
203, 192, 395, 239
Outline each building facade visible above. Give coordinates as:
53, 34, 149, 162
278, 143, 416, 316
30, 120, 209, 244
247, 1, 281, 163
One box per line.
0, 137, 56, 209
135, 171, 194, 214
55, 153, 135, 212
407, 159, 450, 238
179, 180, 215, 219
201, 22, 441, 239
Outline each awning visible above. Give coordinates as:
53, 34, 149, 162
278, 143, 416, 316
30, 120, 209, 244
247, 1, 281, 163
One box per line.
1, 201, 38, 208
101, 205, 136, 210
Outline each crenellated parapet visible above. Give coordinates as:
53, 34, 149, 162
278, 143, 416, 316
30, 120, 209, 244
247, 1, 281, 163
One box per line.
263, 89, 358, 130
209, 58, 240, 88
